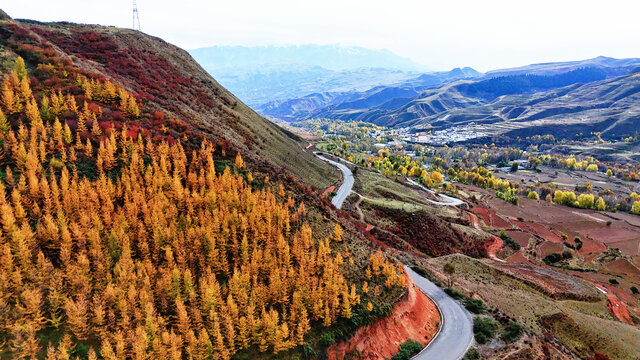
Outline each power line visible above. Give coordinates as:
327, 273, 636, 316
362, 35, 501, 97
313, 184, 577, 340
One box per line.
132, 0, 141, 31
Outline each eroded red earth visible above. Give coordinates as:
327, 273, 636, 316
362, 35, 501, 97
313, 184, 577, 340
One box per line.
327, 272, 440, 360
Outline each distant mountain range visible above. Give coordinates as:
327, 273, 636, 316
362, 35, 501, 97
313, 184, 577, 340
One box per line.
256, 67, 483, 120
258, 56, 640, 142
189, 45, 433, 106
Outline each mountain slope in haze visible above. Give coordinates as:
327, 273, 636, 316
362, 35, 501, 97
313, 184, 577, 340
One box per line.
257, 67, 483, 121
275, 58, 640, 143
189, 45, 428, 107
423, 68, 640, 142
486, 56, 640, 77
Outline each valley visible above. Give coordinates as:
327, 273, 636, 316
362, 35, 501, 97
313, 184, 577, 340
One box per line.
0, 3, 638, 360
293, 116, 640, 359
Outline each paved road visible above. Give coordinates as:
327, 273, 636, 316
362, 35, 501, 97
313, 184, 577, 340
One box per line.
407, 179, 464, 206
316, 153, 474, 358
316, 154, 354, 209
405, 266, 474, 360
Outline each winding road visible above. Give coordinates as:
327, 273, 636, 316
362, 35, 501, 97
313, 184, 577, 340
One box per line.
316, 153, 354, 209
405, 266, 474, 360
317, 152, 474, 359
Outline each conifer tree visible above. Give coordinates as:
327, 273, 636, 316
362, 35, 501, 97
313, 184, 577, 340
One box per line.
14, 56, 27, 80
0, 108, 9, 135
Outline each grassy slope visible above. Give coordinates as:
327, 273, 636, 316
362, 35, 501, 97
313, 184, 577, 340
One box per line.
424, 254, 640, 359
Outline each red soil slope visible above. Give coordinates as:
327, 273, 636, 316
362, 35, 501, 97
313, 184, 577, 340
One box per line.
328, 272, 441, 360
605, 288, 633, 325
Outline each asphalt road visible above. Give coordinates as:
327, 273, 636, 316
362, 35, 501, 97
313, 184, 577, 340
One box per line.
316, 153, 473, 359
405, 266, 474, 360
316, 154, 354, 209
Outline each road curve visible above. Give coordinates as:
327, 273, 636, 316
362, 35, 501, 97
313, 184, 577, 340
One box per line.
407, 179, 464, 206
316, 152, 474, 358
405, 265, 474, 360
316, 154, 354, 209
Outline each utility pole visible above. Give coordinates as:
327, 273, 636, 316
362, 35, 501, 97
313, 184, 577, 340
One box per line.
132, 0, 141, 31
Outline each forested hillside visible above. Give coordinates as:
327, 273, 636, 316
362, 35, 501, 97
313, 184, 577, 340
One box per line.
0, 14, 409, 359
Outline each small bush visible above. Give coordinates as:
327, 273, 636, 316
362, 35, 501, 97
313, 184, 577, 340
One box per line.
574, 237, 583, 250
390, 340, 423, 360
444, 287, 464, 300
463, 348, 480, 360
463, 299, 485, 314
609, 278, 619, 285
319, 332, 335, 347
631, 286, 639, 294
302, 343, 319, 359
499, 231, 521, 250
501, 321, 524, 342
543, 253, 563, 265
473, 317, 497, 344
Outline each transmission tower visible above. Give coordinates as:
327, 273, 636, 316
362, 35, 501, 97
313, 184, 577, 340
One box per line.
132, 0, 141, 31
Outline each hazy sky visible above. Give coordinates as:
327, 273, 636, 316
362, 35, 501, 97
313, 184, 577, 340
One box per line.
3, 0, 640, 71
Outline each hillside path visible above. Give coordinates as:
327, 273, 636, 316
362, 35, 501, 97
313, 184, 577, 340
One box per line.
405, 266, 474, 360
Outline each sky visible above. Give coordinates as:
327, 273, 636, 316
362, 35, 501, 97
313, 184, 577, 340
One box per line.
3, 0, 640, 72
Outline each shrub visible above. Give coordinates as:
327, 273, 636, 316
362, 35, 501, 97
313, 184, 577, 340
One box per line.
319, 332, 335, 347
543, 253, 563, 265
473, 317, 497, 344
501, 321, 524, 342
444, 287, 464, 300
631, 286, 639, 295
574, 237, 583, 250
609, 278, 619, 285
390, 340, 424, 360
496, 189, 518, 205
463, 299, 485, 314
463, 348, 480, 360
411, 266, 442, 287
499, 231, 521, 250
302, 343, 319, 359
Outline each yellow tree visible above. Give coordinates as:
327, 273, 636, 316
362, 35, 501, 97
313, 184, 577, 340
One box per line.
1, 79, 16, 114
0, 109, 9, 135
332, 223, 343, 242
235, 153, 244, 169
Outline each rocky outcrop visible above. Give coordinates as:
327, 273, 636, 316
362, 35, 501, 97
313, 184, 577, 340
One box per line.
327, 271, 441, 360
